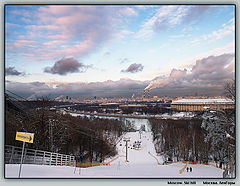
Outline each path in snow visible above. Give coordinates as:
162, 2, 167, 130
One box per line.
5, 131, 224, 178
115, 131, 160, 165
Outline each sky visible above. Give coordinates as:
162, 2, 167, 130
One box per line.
5, 5, 235, 99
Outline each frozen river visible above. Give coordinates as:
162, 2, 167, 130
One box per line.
70, 112, 152, 131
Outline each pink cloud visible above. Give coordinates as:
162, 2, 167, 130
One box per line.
7, 6, 150, 64
39, 5, 77, 16
7, 6, 124, 62
119, 7, 138, 16
58, 39, 94, 57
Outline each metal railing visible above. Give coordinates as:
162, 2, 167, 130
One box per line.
5, 145, 75, 166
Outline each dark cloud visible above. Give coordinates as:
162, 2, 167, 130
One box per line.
121, 63, 144, 73
6, 79, 149, 99
44, 57, 89, 75
5, 81, 52, 99
6, 67, 24, 76
190, 54, 234, 81
55, 78, 148, 98
145, 53, 235, 91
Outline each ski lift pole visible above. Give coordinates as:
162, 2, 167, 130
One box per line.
79, 159, 81, 175
18, 141, 25, 178
79, 152, 82, 175
123, 137, 130, 162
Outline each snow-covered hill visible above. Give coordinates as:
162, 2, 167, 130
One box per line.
5, 131, 224, 178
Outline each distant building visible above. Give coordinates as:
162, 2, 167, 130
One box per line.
120, 104, 147, 113
171, 99, 234, 111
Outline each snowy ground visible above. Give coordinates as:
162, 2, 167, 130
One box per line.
5, 131, 224, 178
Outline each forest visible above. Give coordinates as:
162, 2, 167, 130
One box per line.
5, 95, 133, 163
150, 118, 208, 163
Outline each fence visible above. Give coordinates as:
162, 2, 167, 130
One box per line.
5, 145, 75, 166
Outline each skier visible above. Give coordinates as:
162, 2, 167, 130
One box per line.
186, 167, 189, 172
190, 167, 192, 172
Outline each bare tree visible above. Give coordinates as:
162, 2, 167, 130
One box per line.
224, 80, 235, 101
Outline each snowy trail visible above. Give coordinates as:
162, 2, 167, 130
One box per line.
113, 132, 158, 165
5, 131, 224, 178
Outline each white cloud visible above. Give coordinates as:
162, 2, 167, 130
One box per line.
190, 18, 235, 46
136, 5, 213, 40
135, 6, 192, 39
206, 18, 234, 41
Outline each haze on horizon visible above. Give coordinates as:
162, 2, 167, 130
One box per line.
5, 5, 235, 99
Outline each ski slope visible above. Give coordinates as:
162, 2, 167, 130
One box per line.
5, 131, 224, 178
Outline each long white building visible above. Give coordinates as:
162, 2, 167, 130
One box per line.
171, 98, 234, 111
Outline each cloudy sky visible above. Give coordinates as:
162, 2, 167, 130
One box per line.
5, 5, 235, 98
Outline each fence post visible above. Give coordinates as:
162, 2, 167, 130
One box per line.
56, 154, 58, 166
67, 155, 69, 166
72, 156, 75, 166
61, 154, 63, 166
42, 151, 45, 165
50, 152, 52, 165
34, 150, 36, 164
9, 146, 15, 164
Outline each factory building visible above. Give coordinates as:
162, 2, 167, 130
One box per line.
171, 99, 234, 111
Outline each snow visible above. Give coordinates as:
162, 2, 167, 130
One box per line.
70, 112, 196, 120
171, 112, 195, 118
161, 112, 195, 118
5, 132, 224, 178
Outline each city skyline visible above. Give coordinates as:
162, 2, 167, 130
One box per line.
5, 5, 235, 98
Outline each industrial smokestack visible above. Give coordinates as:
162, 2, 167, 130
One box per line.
142, 89, 150, 98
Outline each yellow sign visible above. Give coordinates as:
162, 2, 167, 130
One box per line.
16, 132, 34, 143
